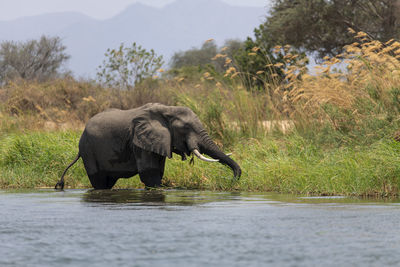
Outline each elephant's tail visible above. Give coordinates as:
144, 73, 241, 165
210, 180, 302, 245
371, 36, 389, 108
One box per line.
55, 153, 81, 190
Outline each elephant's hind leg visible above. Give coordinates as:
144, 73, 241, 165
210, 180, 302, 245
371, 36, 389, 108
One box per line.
88, 172, 118, 189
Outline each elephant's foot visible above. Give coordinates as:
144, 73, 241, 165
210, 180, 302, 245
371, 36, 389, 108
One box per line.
139, 169, 163, 188
88, 173, 119, 189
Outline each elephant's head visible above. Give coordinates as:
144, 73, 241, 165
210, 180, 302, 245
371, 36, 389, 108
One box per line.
131, 103, 241, 178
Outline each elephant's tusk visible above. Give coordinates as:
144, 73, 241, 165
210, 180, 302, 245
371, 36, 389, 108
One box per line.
226, 153, 232, 156
193, 149, 219, 162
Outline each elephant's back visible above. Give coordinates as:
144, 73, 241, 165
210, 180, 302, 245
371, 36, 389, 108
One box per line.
80, 109, 135, 153
81, 104, 165, 144
84, 104, 158, 135
85, 109, 132, 134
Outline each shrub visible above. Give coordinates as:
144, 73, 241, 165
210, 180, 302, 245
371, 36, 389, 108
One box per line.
97, 42, 164, 90
0, 36, 69, 84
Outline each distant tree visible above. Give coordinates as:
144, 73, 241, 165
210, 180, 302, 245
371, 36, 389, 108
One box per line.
170, 39, 245, 72
211, 39, 244, 72
169, 38, 305, 90
232, 36, 307, 91
97, 42, 164, 91
170, 40, 218, 69
233, 37, 279, 89
259, 0, 400, 59
221, 39, 243, 60
0, 36, 69, 84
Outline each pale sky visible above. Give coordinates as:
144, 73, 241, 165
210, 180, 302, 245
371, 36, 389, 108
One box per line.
0, 0, 270, 21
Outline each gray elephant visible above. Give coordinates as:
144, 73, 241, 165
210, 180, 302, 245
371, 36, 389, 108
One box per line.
55, 103, 241, 189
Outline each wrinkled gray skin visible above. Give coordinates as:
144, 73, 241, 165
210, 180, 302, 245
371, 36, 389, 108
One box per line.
55, 103, 241, 189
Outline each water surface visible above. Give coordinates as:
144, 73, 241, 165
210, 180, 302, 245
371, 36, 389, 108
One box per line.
1, 189, 400, 266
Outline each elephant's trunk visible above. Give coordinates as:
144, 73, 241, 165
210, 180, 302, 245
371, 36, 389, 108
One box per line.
195, 131, 242, 179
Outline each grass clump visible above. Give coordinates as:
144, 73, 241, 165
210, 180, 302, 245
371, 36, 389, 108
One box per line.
0, 131, 85, 188
233, 136, 400, 196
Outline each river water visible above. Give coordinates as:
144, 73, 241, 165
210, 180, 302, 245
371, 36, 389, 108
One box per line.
1, 189, 400, 267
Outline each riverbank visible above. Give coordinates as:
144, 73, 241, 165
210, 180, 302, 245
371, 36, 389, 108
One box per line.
1, 130, 399, 197
1, 34, 400, 196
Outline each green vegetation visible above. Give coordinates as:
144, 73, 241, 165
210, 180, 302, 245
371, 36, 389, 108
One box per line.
169, 38, 305, 91
1, 130, 400, 196
97, 42, 164, 90
0, 16, 400, 196
0, 36, 69, 84
260, 0, 400, 59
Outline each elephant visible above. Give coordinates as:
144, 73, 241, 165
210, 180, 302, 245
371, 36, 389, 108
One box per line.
55, 103, 241, 190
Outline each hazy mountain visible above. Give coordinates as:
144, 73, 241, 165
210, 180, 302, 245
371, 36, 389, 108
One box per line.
0, 0, 267, 77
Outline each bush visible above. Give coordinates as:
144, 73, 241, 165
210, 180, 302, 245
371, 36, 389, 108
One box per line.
0, 36, 69, 84
97, 42, 164, 90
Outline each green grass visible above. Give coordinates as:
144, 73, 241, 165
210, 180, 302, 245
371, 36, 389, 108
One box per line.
1, 130, 400, 196
0, 131, 86, 188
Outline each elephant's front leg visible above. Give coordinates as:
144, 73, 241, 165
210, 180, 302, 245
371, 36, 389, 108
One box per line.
134, 147, 166, 187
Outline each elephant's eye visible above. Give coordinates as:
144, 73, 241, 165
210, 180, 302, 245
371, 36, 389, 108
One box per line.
173, 120, 184, 128
172, 118, 191, 132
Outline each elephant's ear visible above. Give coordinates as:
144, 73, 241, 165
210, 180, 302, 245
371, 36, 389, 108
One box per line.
131, 115, 172, 158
